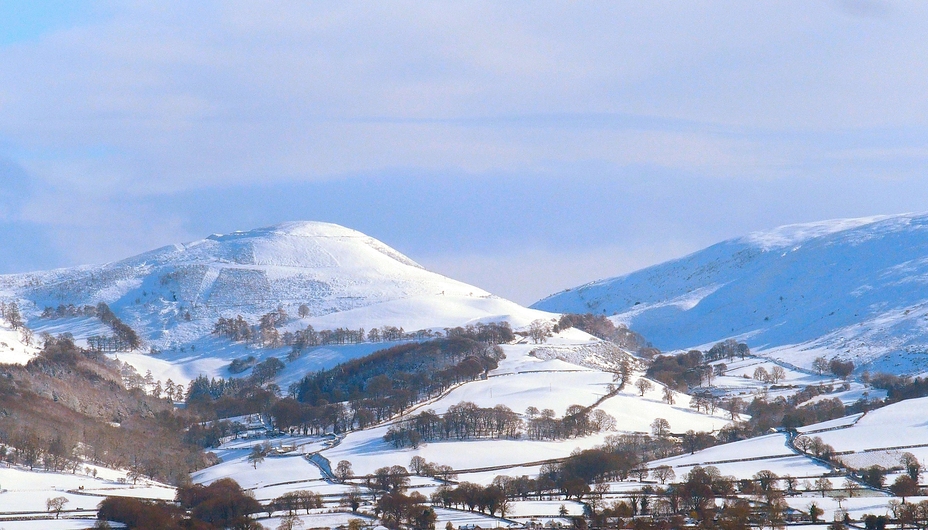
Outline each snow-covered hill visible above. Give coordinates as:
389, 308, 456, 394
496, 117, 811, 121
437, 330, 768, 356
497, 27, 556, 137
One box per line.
533, 213, 928, 375
0, 221, 550, 358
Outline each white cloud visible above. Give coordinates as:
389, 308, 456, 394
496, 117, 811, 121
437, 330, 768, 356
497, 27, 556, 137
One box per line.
1, 1, 928, 297
2, 2, 927, 194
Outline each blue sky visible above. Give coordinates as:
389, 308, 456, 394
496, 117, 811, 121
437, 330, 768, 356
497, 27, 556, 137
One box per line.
2, 1, 928, 304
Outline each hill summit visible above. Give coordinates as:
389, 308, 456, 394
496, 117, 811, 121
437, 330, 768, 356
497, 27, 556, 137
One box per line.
0, 221, 546, 352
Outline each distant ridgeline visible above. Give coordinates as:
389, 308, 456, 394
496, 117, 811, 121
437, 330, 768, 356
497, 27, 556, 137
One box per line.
40, 302, 141, 351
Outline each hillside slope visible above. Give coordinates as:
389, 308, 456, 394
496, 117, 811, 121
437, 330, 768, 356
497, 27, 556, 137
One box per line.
534, 213, 928, 374
0, 221, 549, 356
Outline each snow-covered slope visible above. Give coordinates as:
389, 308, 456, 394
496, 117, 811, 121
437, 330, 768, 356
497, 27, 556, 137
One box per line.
534, 213, 928, 374
0, 321, 39, 365
0, 221, 550, 352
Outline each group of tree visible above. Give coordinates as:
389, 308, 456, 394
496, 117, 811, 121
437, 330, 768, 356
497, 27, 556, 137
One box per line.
431, 482, 510, 516
445, 322, 515, 343
119, 366, 185, 402
350, 465, 434, 530
377, 491, 436, 530
407, 455, 457, 480
269, 489, 324, 515
1, 430, 79, 473
752, 365, 787, 384
512, 442, 924, 530
224, 355, 286, 383
812, 355, 856, 379
97, 478, 262, 529
741, 392, 846, 434
552, 313, 653, 354
646, 341, 752, 393
793, 434, 839, 461
534, 432, 703, 499
84, 302, 141, 351
385, 402, 523, 447
888, 498, 928, 528
213, 307, 476, 351
703, 338, 751, 362
229, 355, 258, 374
864, 371, 928, 406
191, 334, 515, 441
292, 336, 506, 422
184, 374, 279, 423
525, 405, 616, 440
646, 349, 717, 392
268, 397, 352, 436
40, 302, 97, 319
384, 402, 616, 448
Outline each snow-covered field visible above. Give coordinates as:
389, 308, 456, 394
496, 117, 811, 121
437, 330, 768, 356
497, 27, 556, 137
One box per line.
812, 396, 928, 468
0, 464, 175, 517
0, 322, 38, 365
649, 433, 831, 479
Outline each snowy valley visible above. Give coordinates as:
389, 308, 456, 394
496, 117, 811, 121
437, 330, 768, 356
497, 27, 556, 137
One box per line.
0, 218, 926, 529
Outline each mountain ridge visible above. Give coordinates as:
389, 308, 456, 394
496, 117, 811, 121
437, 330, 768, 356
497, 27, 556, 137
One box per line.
533, 212, 928, 375
0, 221, 549, 360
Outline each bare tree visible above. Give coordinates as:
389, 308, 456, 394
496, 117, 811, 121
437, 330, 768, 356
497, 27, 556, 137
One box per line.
277, 513, 305, 530
814, 477, 832, 498
651, 418, 670, 437
725, 397, 744, 420
335, 460, 354, 481
635, 378, 653, 396
769, 366, 786, 384
753, 366, 770, 382
46, 496, 68, 519
652, 465, 675, 484
612, 359, 632, 390
842, 478, 859, 498
409, 455, 427, 475
528, 320, 552, 344
248, 442, 271, 469
662, 386, 675, 405
901, 452, 922, 481
812, 356, 829, 376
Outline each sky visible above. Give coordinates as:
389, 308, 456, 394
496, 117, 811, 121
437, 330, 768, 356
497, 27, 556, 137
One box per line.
2, 1, 928, 305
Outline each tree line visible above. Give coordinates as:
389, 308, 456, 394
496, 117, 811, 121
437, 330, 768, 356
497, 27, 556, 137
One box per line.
292, 335, 506, 417
214, 309, 515, 352
384, 401, 618, 448
41, 302, 141, 351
